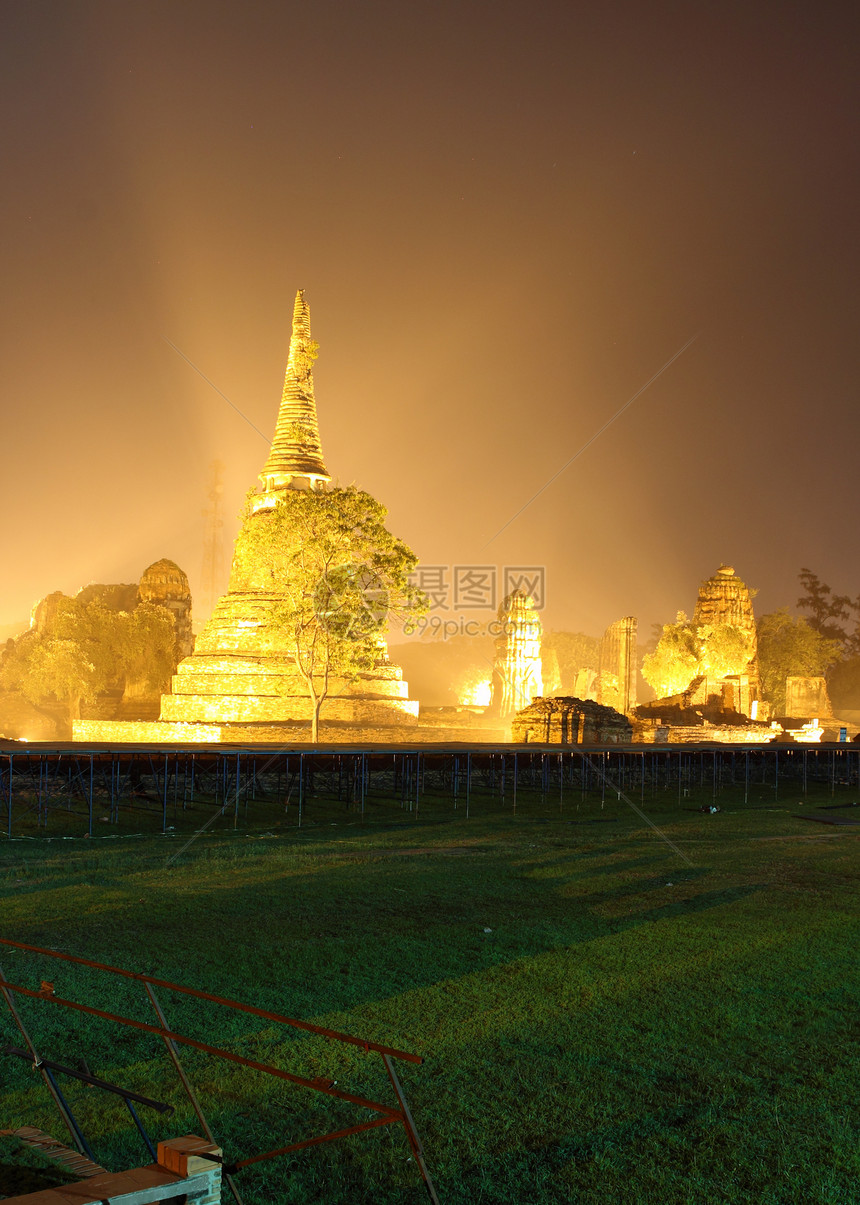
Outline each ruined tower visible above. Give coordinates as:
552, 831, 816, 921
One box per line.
138, 559, 194, 660
692, 564, 760, 713
490, 590, 543, 719
693, 565, 757, 645
597, 616, 637, 714
116, 559, 195, 719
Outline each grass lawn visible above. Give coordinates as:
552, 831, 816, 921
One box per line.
0, 777, 857, 1202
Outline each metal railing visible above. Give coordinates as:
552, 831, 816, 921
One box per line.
0, 937, 439, 1203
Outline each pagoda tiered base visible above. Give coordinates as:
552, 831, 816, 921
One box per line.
159, 653, 416, 725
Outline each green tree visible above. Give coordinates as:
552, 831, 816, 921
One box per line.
794, 569, 860, 699
238, 486, 426, 740
642, 608, 757, 700
757, 608, 841, 712
0, 597, 118, 729
115, 603, 178, 693
797, 568, 851, 644
697, 623, 754, 679
641, 612, 699, 697
0, 596, 178, 733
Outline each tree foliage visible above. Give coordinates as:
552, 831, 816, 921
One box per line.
756, 608, 841, 712
114, 603, 178, 691
827, 656, 860, 711
1, 598, 116, 724
641, 612, 700, 697
797, 567, 853, 645
794, 569, 860, 706
642, 607, 756, 699
0, 595, 176, 730
238, 486, 426, 740
696, 623, 754, 679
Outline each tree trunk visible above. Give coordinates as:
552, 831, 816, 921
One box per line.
65, 693, 82, 740
311, 697, 323, 743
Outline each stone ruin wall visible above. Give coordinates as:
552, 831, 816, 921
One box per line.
632, 720, 775, 745
511, 696, 632, 745
784, 676, 833, 718
74, 716, 510, 744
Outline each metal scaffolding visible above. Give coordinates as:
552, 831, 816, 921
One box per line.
0, 742, 857, 837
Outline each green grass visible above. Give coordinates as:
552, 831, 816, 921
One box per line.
0, 782, 858, 1202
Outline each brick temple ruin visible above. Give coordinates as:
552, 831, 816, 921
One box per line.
75, 291, 420, 743
512, 696, 632, 744
507, 564, 854, 747
115, 559, 194, 720
0, 562, 193, 740
633, 564, 771, 742
692, 564, 760, 701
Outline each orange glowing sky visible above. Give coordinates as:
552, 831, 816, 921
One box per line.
1, 1, 857, 639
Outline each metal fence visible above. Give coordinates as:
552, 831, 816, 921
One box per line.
0, 937, 439, 1202
1, 743, 858, 837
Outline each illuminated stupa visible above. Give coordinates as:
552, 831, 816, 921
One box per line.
76, 291, 418, 741
258, 289, 330, 493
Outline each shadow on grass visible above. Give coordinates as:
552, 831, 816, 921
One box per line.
0, 819, 853, 1205
0, 844, 767, 1045
0, 1156, 78, 1197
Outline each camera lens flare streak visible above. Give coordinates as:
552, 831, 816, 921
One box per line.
481, 332, 700, 550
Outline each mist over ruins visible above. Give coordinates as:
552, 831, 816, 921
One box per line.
2, 293, 855, 749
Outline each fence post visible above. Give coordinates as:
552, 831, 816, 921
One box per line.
145, 983, 244, 1205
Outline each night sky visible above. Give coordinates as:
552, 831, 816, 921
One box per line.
1, 0, 857, 641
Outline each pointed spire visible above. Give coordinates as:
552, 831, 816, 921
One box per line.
260, 290, 330, 492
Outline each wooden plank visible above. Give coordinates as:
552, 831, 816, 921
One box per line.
1, 1127, 107, 1178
